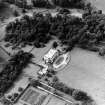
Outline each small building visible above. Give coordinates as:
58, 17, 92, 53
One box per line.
37, 62, 49, 75
70, 12, 82, 18
38, 66, 48, 75
43, 48, 59, 64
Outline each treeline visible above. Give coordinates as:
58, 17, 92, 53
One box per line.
4, 9, 105, 55
4, 12, 84, 49
0, 51, 33, 95
2, 0, 88, 9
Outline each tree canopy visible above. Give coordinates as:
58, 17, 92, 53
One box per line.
4, 6, 105, 56
0, 51, 33, 94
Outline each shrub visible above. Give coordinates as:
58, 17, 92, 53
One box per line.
52, 41, 58, 48
13, 93, 19, 98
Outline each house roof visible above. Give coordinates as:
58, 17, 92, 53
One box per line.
44, 49, 58, 61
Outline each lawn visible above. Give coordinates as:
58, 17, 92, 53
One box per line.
5, 76, 30, 100
46, 96, 66, 105
23, 64, 40, 79
57, 47, 105, 105
0, 47, 10, 72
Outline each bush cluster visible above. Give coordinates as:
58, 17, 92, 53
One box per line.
72, 90, 92, 102
0, 51, 33, 94
52, 81, 75, 96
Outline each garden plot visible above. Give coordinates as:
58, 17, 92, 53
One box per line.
18, 86, 48, 105
5, 76, 30, 102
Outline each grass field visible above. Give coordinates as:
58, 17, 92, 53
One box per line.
57, 48, 105, 105
89, 0, 105, 13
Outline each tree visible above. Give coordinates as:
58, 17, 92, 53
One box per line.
52, 41, 58, 48
7, 95, 12, 100
0, 51, 33, 95
13, 93, 19, 98
72, 90, 92, 102
52, 76, 59, 83
99, 47, 105, 56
